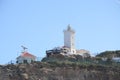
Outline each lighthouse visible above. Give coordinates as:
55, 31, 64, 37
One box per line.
46, 25, 90, 57
63, 25, 76, 54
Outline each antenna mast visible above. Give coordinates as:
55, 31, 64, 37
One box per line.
21, 45, 28, 52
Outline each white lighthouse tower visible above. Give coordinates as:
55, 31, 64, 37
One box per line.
63, 25, 76, 54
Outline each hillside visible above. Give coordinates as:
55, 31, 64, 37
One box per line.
0, 62, 120, 80
96, 50, 120, 58
0, 53, 120, 80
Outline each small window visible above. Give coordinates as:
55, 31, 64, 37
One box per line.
23, 60, 27, 63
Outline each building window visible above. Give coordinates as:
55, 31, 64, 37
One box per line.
23, 60, 27, 63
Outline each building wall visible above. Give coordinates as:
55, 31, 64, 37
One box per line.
76, 49, 90, 57
17, 57, 35, 63
64, 26, 76, 54
64, 30, 75, 49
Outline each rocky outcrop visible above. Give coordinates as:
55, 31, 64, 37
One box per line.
0, 62, 120, 80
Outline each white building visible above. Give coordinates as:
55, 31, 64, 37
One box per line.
76, 49, 90, 57
46, 25, 91, 57
16, 51, 36, 63
63, 25, 76, 54
112, 57, 120, 62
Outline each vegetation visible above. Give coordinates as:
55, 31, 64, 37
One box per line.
1, 50, 120, 80
1, 61, 120, 80
41, 53, 120, 68
96, 50, 120, 58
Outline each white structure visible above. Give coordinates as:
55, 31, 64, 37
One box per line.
63, 25, 76, 54
112, 57, 120, 62
76, 49, 90, 57
16, 51, 36, 63
46, 25, 91, 57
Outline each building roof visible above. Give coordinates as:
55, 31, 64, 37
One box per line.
76, 49, 90, 54
17, 51, 36, 59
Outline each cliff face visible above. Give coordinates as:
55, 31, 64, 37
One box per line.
0, 62, 120, 80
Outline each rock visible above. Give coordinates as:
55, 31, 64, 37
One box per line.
0, 62, 120, 80
21, 73, 29, 80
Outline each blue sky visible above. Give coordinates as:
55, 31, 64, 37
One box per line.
0, 0, 120, 64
